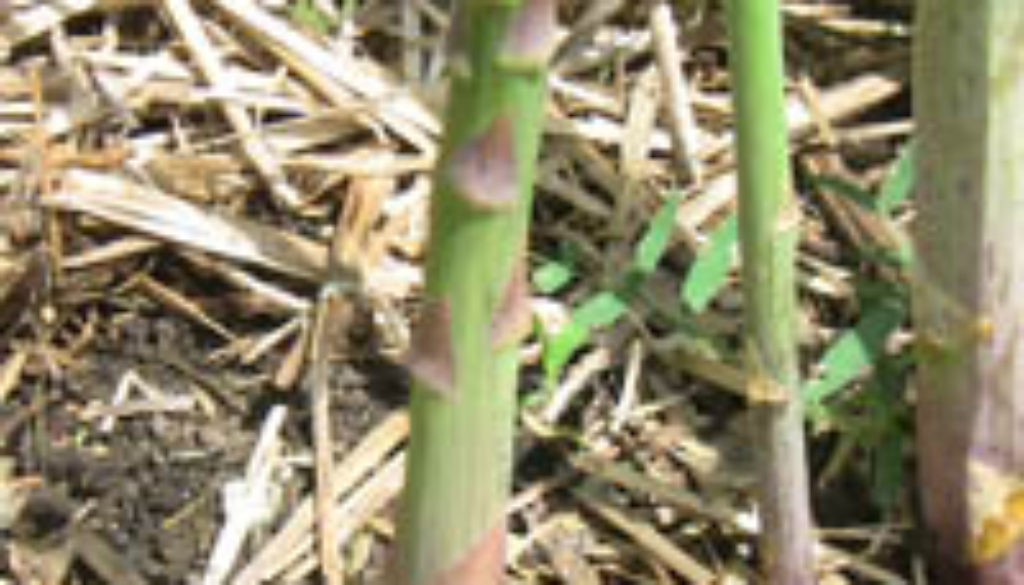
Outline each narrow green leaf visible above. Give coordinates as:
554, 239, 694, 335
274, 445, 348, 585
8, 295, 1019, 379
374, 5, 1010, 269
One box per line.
541, 292, 628, 386
633, 193, 682, 275
541, 320, 586, 386
867, 360, 911, 510
680, 213, 738, 313
803, 300, 906, 407
573, 291, 629, 329
532, 260, 573, 294
871, 431, 904, 510
812, 143, 913, 219
875, 142, 915, 216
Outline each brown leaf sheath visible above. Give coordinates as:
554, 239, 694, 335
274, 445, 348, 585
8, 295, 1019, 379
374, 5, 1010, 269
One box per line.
430, 521, 506, 585
405, 298, 456, 397
500, 0, 560, 68
448, 115, 519, 211
490, 259, 531, 348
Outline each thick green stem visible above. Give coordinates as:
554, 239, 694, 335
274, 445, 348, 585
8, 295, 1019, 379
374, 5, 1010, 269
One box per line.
914, 3, 1024, 582
392, 2, 555, 584
724, 1, 815, 583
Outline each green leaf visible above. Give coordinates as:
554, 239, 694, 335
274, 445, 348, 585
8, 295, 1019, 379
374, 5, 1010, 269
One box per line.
572, 291, 629, 329
541, 320, 588, 387
867, 361, 911, 510
532, 260, 574, 294
812, 142, 914, 218
541, 292, 629, 386
803, 300, 906, 409
875, 142, 915, 216
871, 431, 904, 510
633, 193, 682, 275
680, 213, 738, 313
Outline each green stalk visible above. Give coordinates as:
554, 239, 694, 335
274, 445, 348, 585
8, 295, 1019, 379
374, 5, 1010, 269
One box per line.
392, 2, 556, 584
914, 3, 1024, 581
724, 1, 815, 583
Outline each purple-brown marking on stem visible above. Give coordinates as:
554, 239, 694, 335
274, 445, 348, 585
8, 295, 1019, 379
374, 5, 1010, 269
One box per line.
500, 0, 560, 69
430, 521, 506, 585
406, 298, 456, 397
448, 115, 519, 211
490, 259, 531, 348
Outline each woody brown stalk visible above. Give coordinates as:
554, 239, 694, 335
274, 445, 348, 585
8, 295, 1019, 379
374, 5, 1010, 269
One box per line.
391, 1, 557, 584
914, 2, 1024, 582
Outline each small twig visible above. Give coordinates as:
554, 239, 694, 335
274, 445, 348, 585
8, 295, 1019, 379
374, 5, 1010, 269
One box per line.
571, 454, 738, 527
307, 283, 349, 585
231, 412, 409, 585
240, 315, 305, 366
60, 236, 161, 271
0, 0, 150, 59
179, 250, 310, 315
203, 405, 288, 585
208, 0, 438, 154
279, 452, 406, 582
401, 0, 422, 81
162, 0, 301, 208
131, 273, 237, 341
618, 65, 660, 231
573, 485, 717, 584
305, 180, 384, 584
610, 339, 643, 433
93, 369, 194, 433
0, 348, 29, 403
554, 0, 625, 65
71, 526, 151, 585
650, 1, 704, 185
45, 169, 327, 281
542, 346, 612, 425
